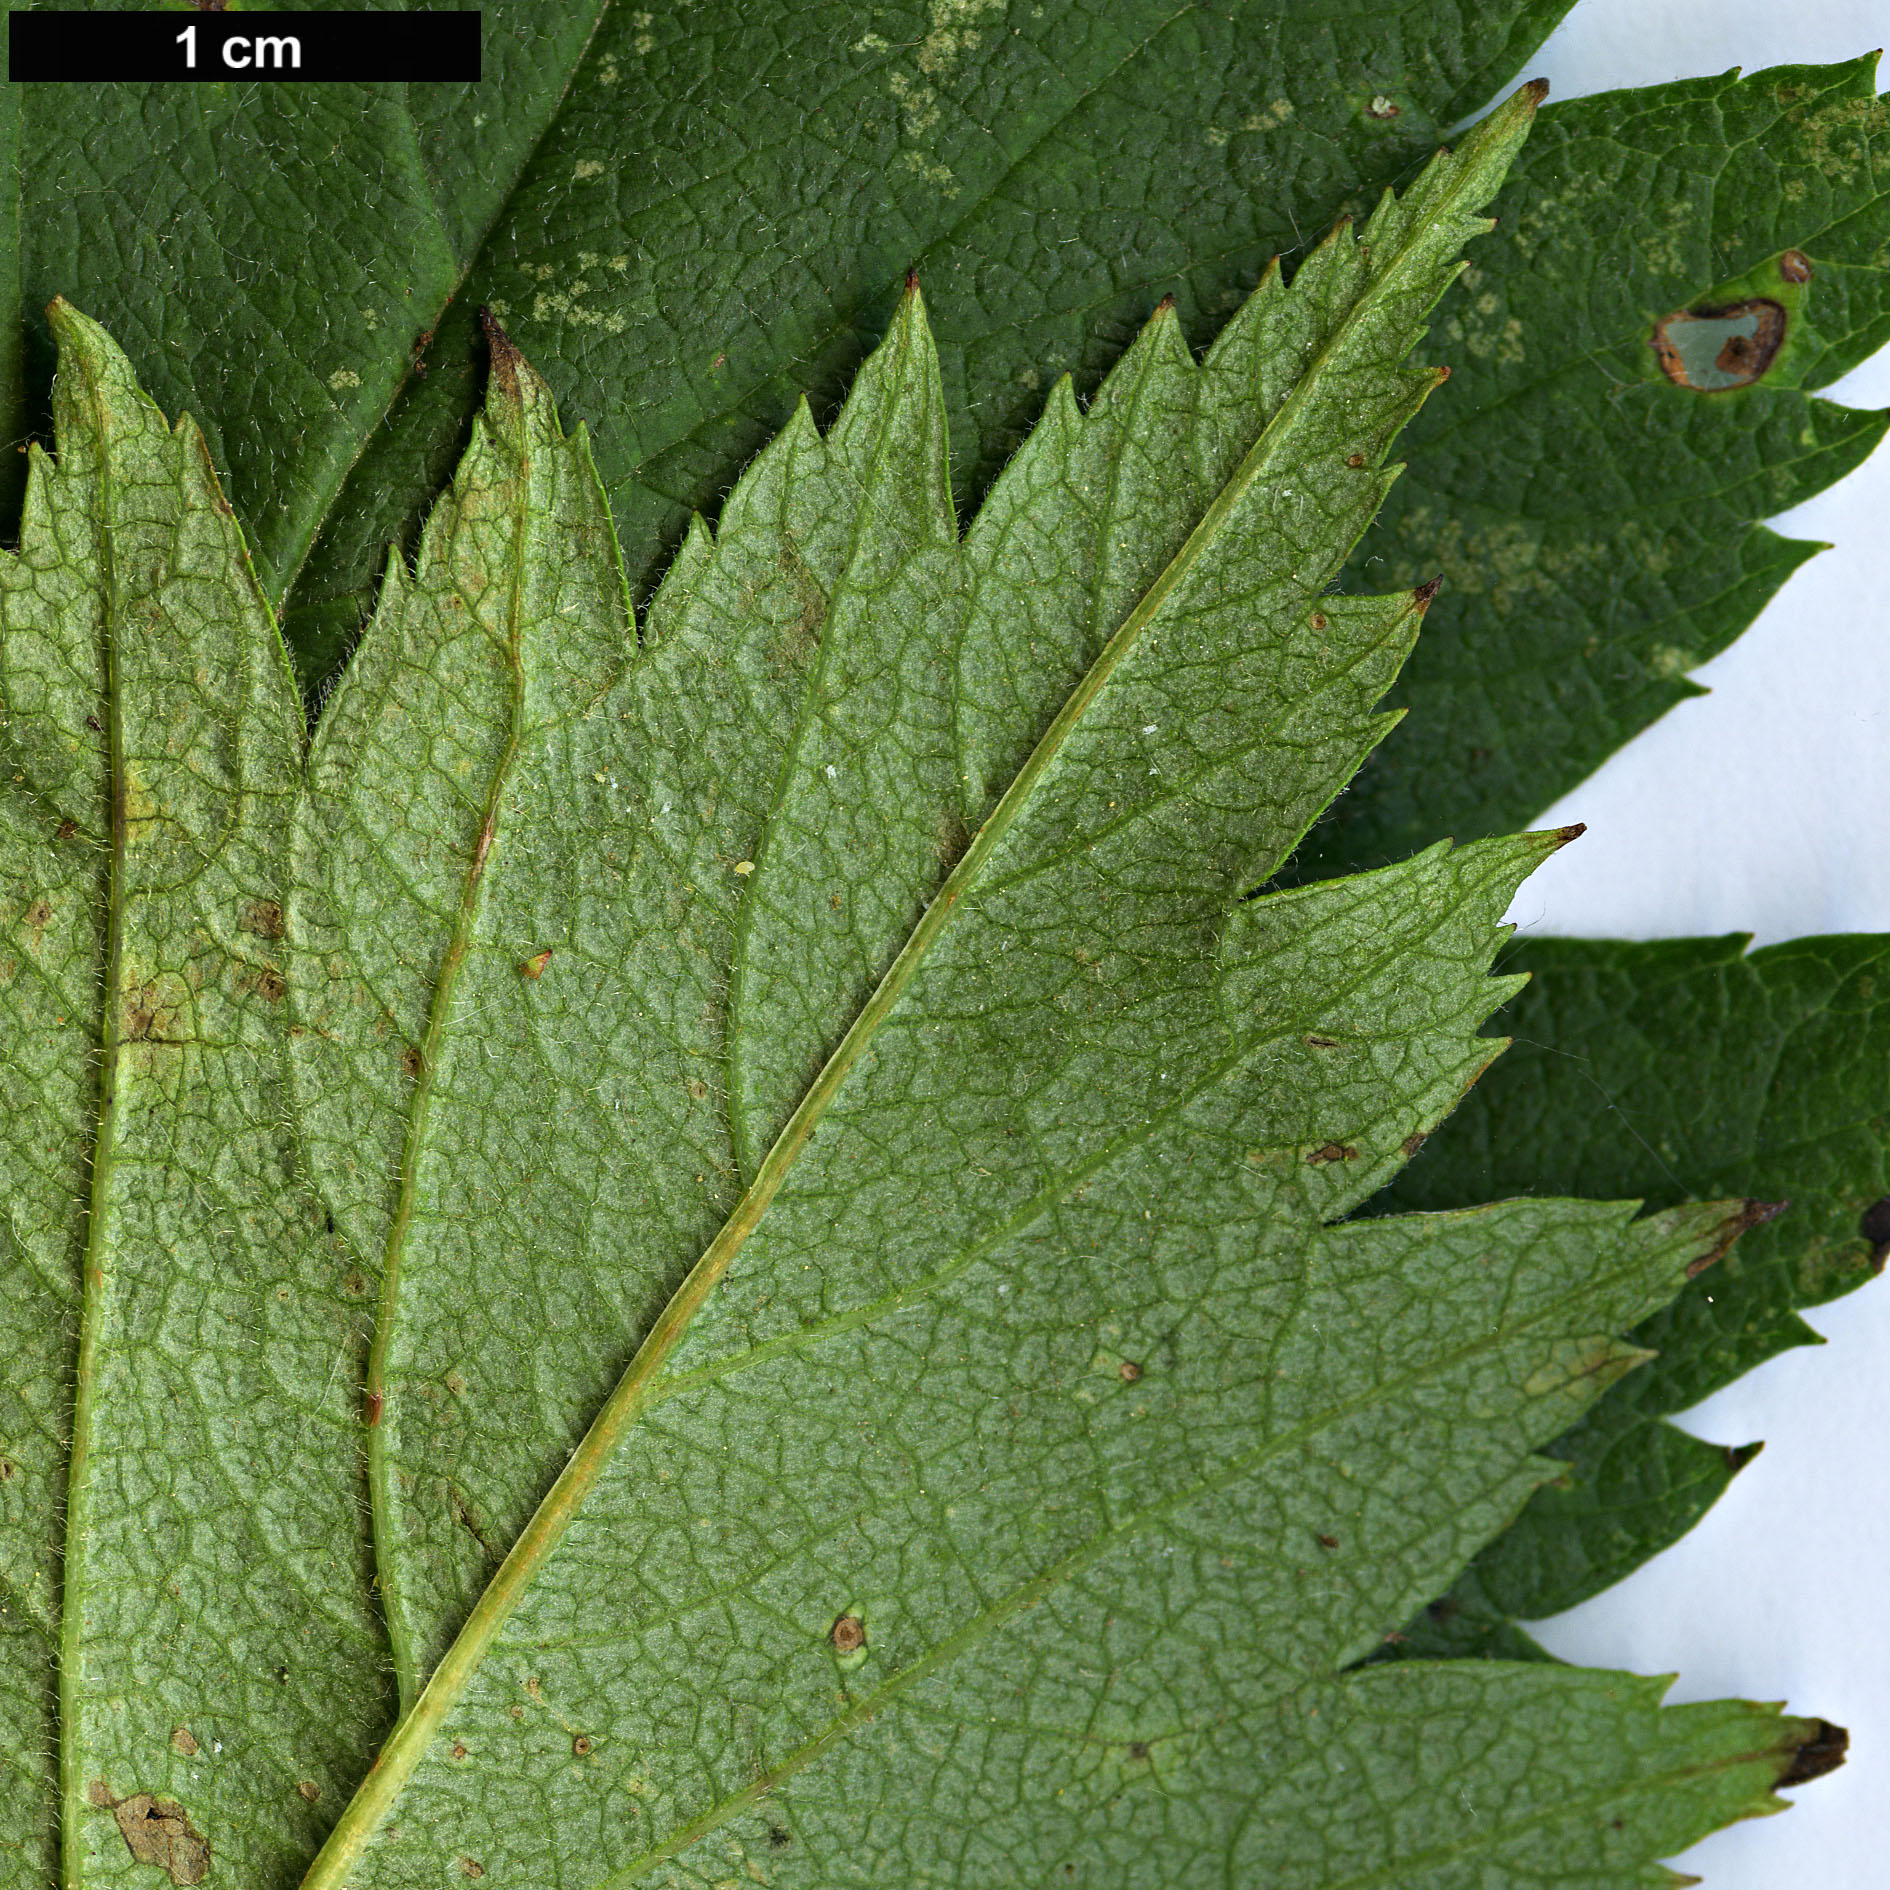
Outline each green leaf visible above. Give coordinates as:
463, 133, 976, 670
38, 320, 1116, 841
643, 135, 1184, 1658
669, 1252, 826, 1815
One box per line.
0, 304, 389, 1889
259, 91, 1819, 1885
0, 46, 1860, 1889
1311, 55, 1890, 876
9, 0, 1575, 684
1379, 932, 1890, 1656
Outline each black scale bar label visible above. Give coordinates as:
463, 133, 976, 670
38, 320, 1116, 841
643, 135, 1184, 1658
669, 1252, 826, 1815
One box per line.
10, 11, 481, 82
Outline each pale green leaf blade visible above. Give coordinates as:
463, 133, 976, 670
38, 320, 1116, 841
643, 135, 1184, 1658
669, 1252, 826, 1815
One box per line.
282, 87, 1830, 1887
0, 307, 388, 1887
289, 84, 1540, 1716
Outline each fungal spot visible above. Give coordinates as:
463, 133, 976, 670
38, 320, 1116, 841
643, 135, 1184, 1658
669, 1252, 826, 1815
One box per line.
519, 948, 553, 980
169, 1727, 198, 1757
342, 1268, 367, 1297
461, 1860, 486, 1880
1315, 1531, 1339, 1550
830, 1614, 866, 1653
254, 967, 287, 1003
0, 1459, 14, 1481
1652, 299, 1787, 391
1778, 1719, 1848, 1788
297, 1780, 321, 1803
1779, 249, 1814, 284
1861, 1195, 1890, 1268
1306, 1141, 1358, 1165
1345, 452, 1366, 468
400, 1046, 422, 1080
110, 1793, 210, 1886
572, 1735, 593, 1756
451, 1742, 468, 1761
768, 1825, 792, 1849
1402, 1132, 1428, 1158
23, 899, 51, 930
1309, 612, 1327, 630
686, 1076, 709, 1100
1127, 1741, 1150, 1761
240, 899, 285, 940
1118, 1359, 1142, 1383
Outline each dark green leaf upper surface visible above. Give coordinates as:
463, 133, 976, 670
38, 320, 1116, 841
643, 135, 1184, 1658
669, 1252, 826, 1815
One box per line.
9, 1, 1577, 683
1311, 56, 1890, 877
1383, 932, 1890, 1652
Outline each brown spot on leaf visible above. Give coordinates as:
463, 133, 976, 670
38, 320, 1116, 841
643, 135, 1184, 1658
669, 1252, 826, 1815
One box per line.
1687, 1199, 1786, 1278
1345, 452, 1366, 468
685, 1076, 708, 1101
1413, 574, 1444, 610
400, 1046, 422, 1080
1118, 1359, 1142, 1383
0, 1459, 14, 1481
23, 899, 51, 930
1652, 299, 1787, 390
451, 1742, 468, 1761
1860, 1195, 1890, 1268
56, 818, 77, 842
255, 967, 286, 1003
572, 1735, 592, 1756
1315, 1532, 1339, 1550
461, 1860, 486, 1881
169, 1727, 198, 1757
1306, 1142, 1357, 1166
87, 1780, 115, 1809
1309, 611, 1327, 630
1779, 249, 1814, 284
297, 1780, 321, 1803
1778, 1719, 1848, 1788
830, 1614, 866, 1653
519, 948, 553, 980
1304, 1035, 1340, 1050
240, 899, 285, 940
1127, 1740, 1150, 1760
1401, 1132, 1427, 1158
768, 1825, 792, 1849
112, 1794, 210, 1886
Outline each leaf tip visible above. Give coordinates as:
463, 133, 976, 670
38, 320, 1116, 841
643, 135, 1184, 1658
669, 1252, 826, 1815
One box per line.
1777, 1718, 1848, 1788
479, 305, 525, 398
1412, 574, 1445, 612
1685, 1198, 1789, 1278
1518, 76, 1550, 110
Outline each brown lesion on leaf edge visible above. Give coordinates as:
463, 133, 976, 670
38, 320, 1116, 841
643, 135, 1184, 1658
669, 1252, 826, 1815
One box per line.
1777, 1718, 1848, 1788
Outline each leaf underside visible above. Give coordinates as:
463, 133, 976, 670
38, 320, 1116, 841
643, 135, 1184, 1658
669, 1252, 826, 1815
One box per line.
0, 87, 1845, 1890
4, 6, 1887, 1660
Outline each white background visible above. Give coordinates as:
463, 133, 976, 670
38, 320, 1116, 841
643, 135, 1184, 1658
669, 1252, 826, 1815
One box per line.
1490, 2, 1890, 1883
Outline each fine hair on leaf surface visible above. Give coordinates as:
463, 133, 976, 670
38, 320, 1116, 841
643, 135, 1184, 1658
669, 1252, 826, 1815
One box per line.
0, 77, 1848, 1890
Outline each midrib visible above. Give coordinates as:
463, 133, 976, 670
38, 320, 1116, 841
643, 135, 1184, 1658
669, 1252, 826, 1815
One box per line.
300, 119, 1502, 1888
57, 344, 127, 1890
